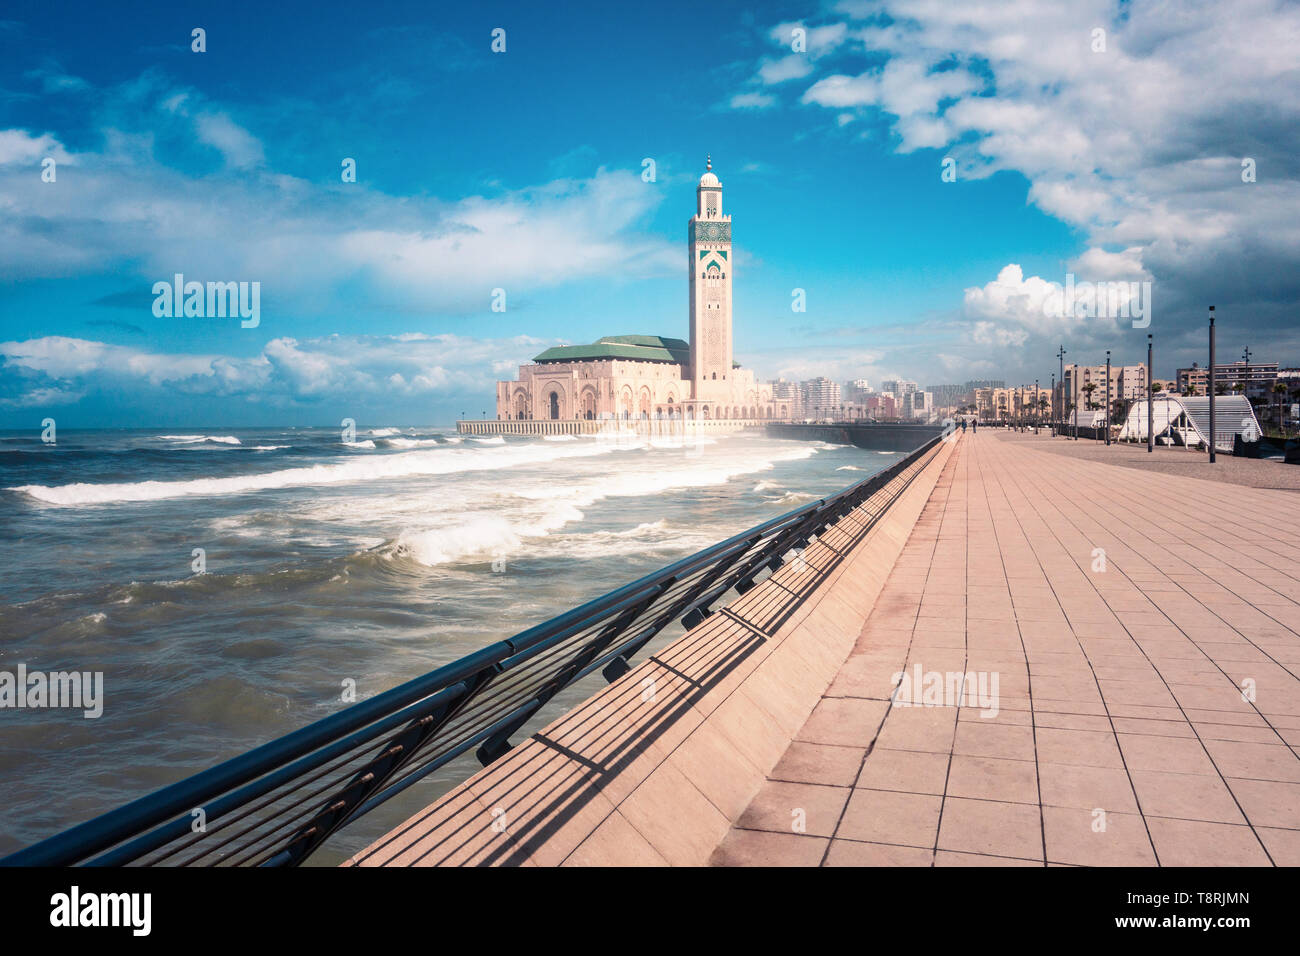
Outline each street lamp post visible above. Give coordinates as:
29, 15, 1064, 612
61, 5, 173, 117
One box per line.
1105, 350, 1111, 446
1209, 306, 1217, 463
1147, 333, 1154, 454
1057, 345, 1067, 437
1073, 370, 1079, 440
1034, 378, 1039, 434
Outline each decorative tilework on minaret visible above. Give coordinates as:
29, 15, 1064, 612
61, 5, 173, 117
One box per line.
688, 156, 733, 402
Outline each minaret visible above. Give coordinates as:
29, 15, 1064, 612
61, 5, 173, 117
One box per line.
688, 155, 733, 403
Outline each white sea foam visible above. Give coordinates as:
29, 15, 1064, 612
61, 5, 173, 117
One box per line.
12, 440, 623, 506
392, 501, 584, 565
369, 428, 401, 437
380, 442, 819, 567
768, 491, 818, 505
543, 434, 578, 442
753, 480, 783, 492
156, 435, 242, 445
343, 440, 376, 450
835, 465, 863, 471
252, 445, 289, 451
469, 435, 505, 445
381, 437, 441, 448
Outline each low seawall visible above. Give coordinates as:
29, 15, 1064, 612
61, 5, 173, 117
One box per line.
766, 421, 946, 452
458, 418, 766, 437
349, 435, 954, 866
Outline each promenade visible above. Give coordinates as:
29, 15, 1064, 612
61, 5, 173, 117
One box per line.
351, 431, 1300, 867
713, 431, 1300, 866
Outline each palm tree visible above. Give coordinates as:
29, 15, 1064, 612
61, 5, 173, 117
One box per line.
1273, 381, 1290, 437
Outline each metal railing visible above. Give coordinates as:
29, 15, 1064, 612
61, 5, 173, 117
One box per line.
3, 437, 941, 867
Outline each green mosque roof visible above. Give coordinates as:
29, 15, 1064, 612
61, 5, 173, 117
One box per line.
533, 334, 691, 365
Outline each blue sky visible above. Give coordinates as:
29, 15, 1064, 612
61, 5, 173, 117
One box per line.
2, 0, 1297, 426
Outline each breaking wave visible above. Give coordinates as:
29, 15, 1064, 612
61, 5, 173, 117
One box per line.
12, 440, 624, 506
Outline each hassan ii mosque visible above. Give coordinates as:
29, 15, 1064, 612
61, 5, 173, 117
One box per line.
495, 159, 786, 424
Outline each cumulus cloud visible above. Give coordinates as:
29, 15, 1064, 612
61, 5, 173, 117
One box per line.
0, 74, 678, 312
0, 333, 557, 410
740, 0, 1300, 371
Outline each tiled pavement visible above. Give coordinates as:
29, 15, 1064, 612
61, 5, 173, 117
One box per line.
711, 431, 1300, 866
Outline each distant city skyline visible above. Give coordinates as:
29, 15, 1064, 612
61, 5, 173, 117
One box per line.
2, 0, 1298, 427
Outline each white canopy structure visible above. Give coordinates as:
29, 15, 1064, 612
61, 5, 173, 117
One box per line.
1065, 407, 1106, 429
1117, 394, 1262, 451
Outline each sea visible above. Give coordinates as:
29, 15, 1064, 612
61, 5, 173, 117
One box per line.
0, 424, 900, 863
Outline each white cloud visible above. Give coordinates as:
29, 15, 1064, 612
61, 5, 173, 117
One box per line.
963, 264, 1066, 328
0, 129, 73, 166
0, 333, 557, 409
729, 91, 776, 110
747, 1, 1300, 361
802, 72, 879, 108
758, 55, 814, 85
194, 111, 265, 168
0, 74, 678, 310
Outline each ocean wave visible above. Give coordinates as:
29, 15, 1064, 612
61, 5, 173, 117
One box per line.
835, 465, 863, 471
252, 445, 289, 451
379, 443, 820, 567
767, 491, 818, 505
381, 437, 442, 449
342, 440, 376, 450
12, 440, 623, 506
469, 435, 505, 445
543, 434, 578, 442
368, 428, 401, 437
156, 435, 242, 445
753, 480, 783, 492
388, 502, 583, 566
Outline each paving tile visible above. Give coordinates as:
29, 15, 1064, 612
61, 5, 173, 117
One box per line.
1202, 739, 1300, 782
1128, 770, 1246, 824
1225, 778, 1300, 829
1256, 826, 1300, 866
1038, 763, 1139, 813
736, 780, 849, 838
1145, 818, 1272, 867
770, 741, 864, 788
1035, 727, 1125, 769
946, 754, 1039, 804
825, 839, 934, 866
1117, 734, 1217, 774
710, 829, 829, 867
796, 697, 889, 748
952, 720, 1037, 760
857, 747, 950, 795
1042, 806, 1156, 866
837, 788, 943, 848
873, 705, 958, 753
937, 796, 1043, 861
933, 850, 1042, 867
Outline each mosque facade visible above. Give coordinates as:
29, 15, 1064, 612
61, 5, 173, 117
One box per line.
494, 160, 784, 423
